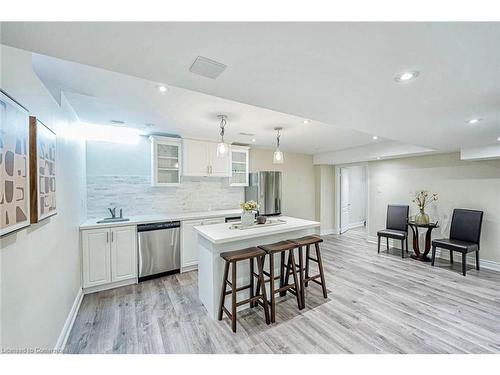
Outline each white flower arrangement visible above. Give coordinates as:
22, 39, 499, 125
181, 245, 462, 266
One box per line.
240, 200, 258, 212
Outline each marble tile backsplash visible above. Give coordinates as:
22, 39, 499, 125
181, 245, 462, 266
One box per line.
86, 175, 244, 219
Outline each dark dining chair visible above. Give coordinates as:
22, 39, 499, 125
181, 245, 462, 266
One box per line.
431, 209, 484, 276
377, 205, 409, 258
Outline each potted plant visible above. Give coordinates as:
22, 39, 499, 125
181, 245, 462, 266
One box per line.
412, 190, 438, 225
240, 200, 258, 226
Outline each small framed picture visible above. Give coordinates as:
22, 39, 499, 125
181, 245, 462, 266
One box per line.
29, 116, 57, 223
0, 90, 31, 236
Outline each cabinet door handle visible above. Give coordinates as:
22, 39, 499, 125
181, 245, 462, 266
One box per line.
106, 232, 109, 243
111, 231, 114, 242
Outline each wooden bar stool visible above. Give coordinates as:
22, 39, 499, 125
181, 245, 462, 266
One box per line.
256, 240, 303, 323
288, 235, 328, 306
218, 247, 270, 333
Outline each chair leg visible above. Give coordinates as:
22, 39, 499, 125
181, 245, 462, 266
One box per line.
269, 253, 276, 323
289, 249, 303, 310
256, 256, 271, 324
279, 251, 285, 297
431, 245, 436, 266
298, 246, 305, 308
405, 236, 409, 253
249, 257, 255, 308
386, 237, 389, 250
401, 239, 405, 258
377, 235, 381, 253
315, 242, 328, 299
476, 251, 480, 270
218, 261, 230, 320
305, 245, 310, 287
450, 250, 453, 264
462, 254, 467, 277
231, 262, 237, 332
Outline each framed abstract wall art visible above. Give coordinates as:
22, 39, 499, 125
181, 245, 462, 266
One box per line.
29, 116, 57, 223
0, 89, 31, 236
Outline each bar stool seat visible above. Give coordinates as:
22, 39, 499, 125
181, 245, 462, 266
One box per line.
259, 240, 296, 253
288, 235, 328, 306
221, 247, 266, 262
289, 235, 323, 247
256, 240, 303, 323
218, 247, 270, 333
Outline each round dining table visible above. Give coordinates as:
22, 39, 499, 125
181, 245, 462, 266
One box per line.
407, 221, 439, 262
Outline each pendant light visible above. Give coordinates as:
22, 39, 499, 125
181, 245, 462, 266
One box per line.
273, 127, 284, 164
216, 115, 228, 156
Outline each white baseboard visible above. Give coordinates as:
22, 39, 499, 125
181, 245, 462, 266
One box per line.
348, 221, 365, 230
320, 228, 338, 235
368, 236, 500, 273
54, 288, 83, 353
83, 278, 137, 295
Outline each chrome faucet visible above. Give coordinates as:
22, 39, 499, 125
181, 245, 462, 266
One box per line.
108, 207, 117, 219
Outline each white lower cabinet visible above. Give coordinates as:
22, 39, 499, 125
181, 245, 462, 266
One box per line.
81, 226, 137, 291
181, 217, 225, 272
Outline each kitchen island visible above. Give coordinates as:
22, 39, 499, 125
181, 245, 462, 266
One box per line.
194, 216, 320, 319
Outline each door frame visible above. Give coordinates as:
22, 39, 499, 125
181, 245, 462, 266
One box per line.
334, 162, 370, 236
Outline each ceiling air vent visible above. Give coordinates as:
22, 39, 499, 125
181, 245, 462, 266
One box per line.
238, 132, 255, 137
110, 120, 126, 125
189, 56, 227, 79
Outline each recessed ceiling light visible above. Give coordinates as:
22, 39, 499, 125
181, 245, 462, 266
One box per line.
251, 138, 256, 142
372, 135, 378, 140
497, 136, 500, 142
158, 85, 168, 93
467, 118, 482, 125
303, 119, 310, 124
376, 157, 381, 160
394, 71, 419, 83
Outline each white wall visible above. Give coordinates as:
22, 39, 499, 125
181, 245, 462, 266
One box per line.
249, 148, 316, 220
347, 165, 366, 226
367, 153, 500, 263
0, 45, 86, 351
315, 165, 335, 234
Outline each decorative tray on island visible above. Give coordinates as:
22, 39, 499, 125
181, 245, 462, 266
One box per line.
229, 219, 287, 230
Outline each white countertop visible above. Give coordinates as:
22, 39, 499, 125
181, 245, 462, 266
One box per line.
194, 216, 320, 244
80, 209, 242, 230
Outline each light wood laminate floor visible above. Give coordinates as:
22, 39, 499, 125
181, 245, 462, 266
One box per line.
66, 228, 500, 353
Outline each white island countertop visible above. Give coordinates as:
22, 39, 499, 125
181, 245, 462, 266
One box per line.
194, 216, 320, 244
80, 208, 242, 230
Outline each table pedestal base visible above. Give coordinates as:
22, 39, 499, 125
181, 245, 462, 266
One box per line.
410, 254, 431, 262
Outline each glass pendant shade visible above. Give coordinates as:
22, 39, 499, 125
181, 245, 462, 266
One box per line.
217, 141, 228, 156
273, 149, 284, 164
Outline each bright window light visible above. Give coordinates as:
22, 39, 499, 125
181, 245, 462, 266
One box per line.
72, 122, 143, 144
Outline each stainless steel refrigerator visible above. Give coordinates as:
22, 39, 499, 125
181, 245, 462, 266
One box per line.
245, 171, 282, 216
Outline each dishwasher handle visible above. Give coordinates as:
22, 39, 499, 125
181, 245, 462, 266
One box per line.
137, 221, 181, 232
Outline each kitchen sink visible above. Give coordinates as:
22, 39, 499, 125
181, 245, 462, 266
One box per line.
96, 217, 130, 224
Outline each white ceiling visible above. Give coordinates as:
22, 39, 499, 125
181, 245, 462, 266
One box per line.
2, 22, 500, 152
30, 52, 383, 154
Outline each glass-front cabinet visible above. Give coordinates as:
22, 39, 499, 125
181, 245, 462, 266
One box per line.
230, 145, 249, 187
150, 136, 182, 186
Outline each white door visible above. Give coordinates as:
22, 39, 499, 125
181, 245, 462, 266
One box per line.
181, 219, 203, 271
340, 167, 350, 234
183, 139, 209, 176
208, 142, 231, 177
82, 229, 111, 288
110, 226, 138, 282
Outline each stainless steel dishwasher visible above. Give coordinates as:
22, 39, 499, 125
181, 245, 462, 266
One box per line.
137, 221, 180, 281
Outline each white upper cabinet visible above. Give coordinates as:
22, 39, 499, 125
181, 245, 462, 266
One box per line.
230, 146, 249, 186
151, 136, 182, 186
183, 139, 231, 177
183, 139, 210, 176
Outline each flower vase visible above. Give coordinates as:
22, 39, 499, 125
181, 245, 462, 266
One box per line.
241, 211, 255, 226
415, 209, 430, 225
